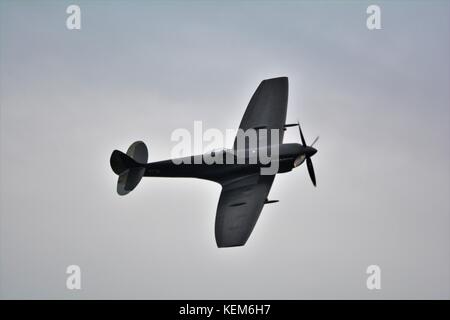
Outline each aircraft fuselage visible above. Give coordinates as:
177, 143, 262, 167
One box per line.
143, 143, 317, 183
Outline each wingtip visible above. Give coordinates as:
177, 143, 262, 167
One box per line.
215, 236, 247, 248
263, 76, 288, 82
216, 243, 246, 248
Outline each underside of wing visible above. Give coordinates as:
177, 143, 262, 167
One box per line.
215, 174, 275, 247
233, 77, 289, 149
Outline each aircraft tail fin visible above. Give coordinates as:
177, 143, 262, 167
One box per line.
110, 141, 148, 196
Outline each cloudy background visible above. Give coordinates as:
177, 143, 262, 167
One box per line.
0, 0, 449, 299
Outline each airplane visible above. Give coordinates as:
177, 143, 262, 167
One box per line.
110, 77, 318, 247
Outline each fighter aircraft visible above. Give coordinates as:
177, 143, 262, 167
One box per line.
110, 77, 318, 247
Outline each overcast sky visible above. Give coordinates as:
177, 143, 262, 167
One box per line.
0, 0, 449, 299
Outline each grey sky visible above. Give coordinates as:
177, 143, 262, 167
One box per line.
0, 0, 449, 299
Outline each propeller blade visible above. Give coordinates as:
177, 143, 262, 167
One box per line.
298, 121, 307, 146
306, 157, 316, 187
310, 136, 319, 147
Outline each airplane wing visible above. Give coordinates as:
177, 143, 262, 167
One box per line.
215, 77, 288, 247
233, 77, 289, 149
215, 174, 275, 247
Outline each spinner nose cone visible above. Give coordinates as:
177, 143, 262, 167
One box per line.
306, 146, 317, 157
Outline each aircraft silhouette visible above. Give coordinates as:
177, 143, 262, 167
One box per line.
110, 77, 318, 247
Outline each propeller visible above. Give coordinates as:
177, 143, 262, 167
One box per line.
306, 157, 316, 187
297, 121, 318, 187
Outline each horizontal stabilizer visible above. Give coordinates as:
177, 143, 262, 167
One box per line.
110, 141, 148, 196
264, 199, 279, 204
110, 150, 138, 175
117, 167, 146, 196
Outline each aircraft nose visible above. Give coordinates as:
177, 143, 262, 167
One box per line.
307, 146, 317, 157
